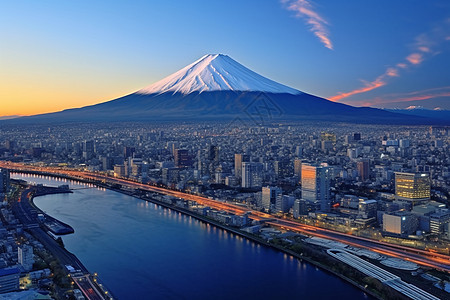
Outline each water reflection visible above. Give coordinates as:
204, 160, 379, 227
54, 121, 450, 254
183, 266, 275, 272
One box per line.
12, 173, 371, 300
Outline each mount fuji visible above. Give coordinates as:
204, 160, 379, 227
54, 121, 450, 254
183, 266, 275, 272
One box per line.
6, 54, 445, 124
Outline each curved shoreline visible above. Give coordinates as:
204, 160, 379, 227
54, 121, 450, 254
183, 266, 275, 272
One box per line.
14, 171, 380, 299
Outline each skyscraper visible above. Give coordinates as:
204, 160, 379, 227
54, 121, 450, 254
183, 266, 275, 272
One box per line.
357, 159, 370, 181
395, 172, 430, 204
274, 160, 291, 178
0, 168, 10, 194
293, 199, 307, 218
174, 149, 191, 168
18, 244, 34, 271
294, 159, 302, 181
241, 162, 262, 188
235, 154, 249, 179
276, 194, 294, 214
123, 146, 136, 159
242, 162, 253, 188
295, 146, 303, 157
82, 140, 95, 160
209, 145, 219, 162
262, 186, 281, 212
301, 163, 331, 212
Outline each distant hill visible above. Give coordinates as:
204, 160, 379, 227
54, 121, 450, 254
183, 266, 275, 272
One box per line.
0, 115, 22, 120
385, 108, 450, 122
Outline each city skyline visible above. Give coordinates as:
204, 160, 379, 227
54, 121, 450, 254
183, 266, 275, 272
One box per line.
1, 120, 449, 299
1, 2, 450, 298
2, 1, 450, 116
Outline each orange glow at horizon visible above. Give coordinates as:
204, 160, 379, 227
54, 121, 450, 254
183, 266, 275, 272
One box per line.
0, 86, 130, 116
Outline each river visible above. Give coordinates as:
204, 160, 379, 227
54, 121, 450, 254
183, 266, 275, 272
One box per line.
12, 173, 372, 300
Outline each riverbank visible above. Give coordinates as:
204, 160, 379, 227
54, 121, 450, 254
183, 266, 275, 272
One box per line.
12, 171, 383, 299
25, 184, 75, 235
16, 170, 447, 299
124, 191, 384, 300
10, 180, 113, 300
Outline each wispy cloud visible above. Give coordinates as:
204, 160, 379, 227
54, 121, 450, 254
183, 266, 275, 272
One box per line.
354, 86, 450, 107
406, 53, 423, 65
329, 77, 386, 102
282, 0, 333, 50
330, 19, 450, 102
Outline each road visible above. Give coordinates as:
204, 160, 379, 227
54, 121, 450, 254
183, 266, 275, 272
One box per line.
11, 186, 110, 300
3, 161, 450, 273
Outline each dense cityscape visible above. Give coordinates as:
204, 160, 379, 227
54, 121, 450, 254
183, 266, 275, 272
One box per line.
2, 1, 450, 299
0, 121, 449, 299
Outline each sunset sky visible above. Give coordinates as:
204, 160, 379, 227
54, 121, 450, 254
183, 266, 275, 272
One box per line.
1, 0, 450, 116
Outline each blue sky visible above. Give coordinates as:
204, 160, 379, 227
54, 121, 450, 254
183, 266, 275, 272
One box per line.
1, 0, 450, 115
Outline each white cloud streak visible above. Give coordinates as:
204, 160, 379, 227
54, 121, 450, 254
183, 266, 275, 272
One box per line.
282, 0, 333, 50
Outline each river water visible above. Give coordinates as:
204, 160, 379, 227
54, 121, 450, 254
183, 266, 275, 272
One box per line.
13, 173, 371, 300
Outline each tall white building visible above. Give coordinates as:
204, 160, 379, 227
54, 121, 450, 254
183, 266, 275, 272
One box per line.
18, 244, 34, 271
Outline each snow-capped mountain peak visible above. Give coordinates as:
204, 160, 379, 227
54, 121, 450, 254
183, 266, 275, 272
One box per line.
136, 54, 301, 95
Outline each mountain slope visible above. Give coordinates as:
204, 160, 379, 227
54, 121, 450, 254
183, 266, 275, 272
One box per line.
137, 54, 300, 95
4, 54, 447, 125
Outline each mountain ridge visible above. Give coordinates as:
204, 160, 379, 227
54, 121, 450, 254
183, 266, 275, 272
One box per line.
3, 54, 448, 125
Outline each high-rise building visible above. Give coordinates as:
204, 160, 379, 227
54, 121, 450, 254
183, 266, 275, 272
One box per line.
294, 159, 302, 182
395, 172, 430, 204
102, 157, 114, 171
162, 168, 180, 185
208, 145, 220, 162
347, 148, 359, 159
123, 146, 136, 159
262, 186, 281, 212
174, 149, 191, 168
293, 199, 308, 218
82, 140, 95, 160
353, 132, 361, 141
301, 164, 331, 212
241, 162, 262, 188
276, 194, 294, 214
357, 159, 370, 181
274, 160, 291, 178
0, 168, 10, 194
295, 146, 303, 157
166, 142, 179, 155
242, 162, 253, 188
18, 244, 34, 271
234, 154, 249, 179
